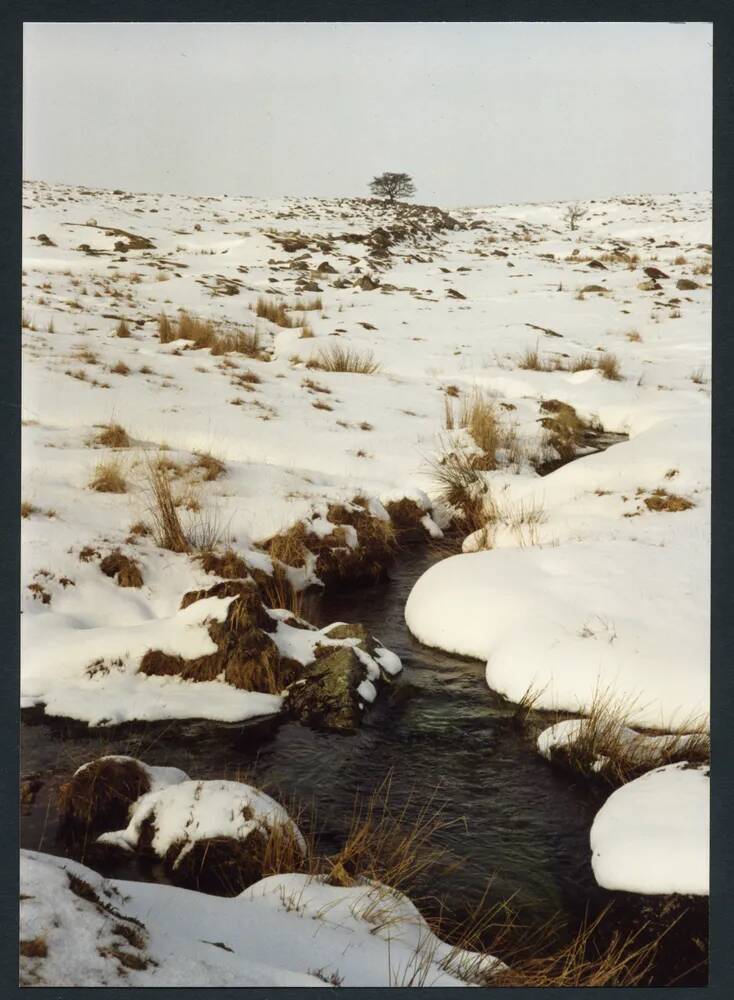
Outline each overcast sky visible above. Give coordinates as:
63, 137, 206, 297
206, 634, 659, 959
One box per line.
23, 21, 712, 207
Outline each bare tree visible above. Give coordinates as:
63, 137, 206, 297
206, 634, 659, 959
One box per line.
564, 202, 586, 232
369, 172, 416, 204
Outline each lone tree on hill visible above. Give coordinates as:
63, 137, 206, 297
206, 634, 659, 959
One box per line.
369, 172, 416, 204
564, 202, 586, 232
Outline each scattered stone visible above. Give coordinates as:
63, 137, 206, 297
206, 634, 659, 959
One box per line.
446, 288, 466, 300
358, 274, 380, 291
676, 278, 700, 291
644, 266, 670, 280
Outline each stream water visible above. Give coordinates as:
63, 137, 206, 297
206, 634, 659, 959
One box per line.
21, 543, 610, 948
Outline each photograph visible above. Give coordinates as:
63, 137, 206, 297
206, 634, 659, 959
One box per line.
19, 20, 711, 987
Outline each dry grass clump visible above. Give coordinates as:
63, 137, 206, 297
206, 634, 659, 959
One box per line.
538, 399, 602, 464
254, 297, 294, 327
57, 756, 151, 847
693, 260, 711, 276
490, 908, 662, 988
255, 565, 305, 617
307, 343, 380, 374
569, 353, 597, 373
111, 360, 131, 376
100, 549, 144, 588
115, 319, 132, 338
141, 581, 292, 696
20, 937, 48, 959
95, 422, 130, 448
642, 488, 694, 513
596, 352, 622, 381
159, 309, 261, 357
265, 502, 396, 588
690, 367, 707, 385
428, 449, 489, 532
21, 500, 37, 518
157, 312, 175, 343
193, 451, 226, 481
290, 296, 323, 311
90, 459, 127, 494
210, 329, 261, 357
141, 456, 190, 552
518, 345, 557, 372
625, 330, 642, 342
542, 693, 709, 787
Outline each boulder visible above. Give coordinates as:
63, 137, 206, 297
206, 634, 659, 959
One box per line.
676, 278, 700, 291
284, 645, 366, 732
644, 266, 669, 280
317, 261, 337, 274
358, 274, 380, 291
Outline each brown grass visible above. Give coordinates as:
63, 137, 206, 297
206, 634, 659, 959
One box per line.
428, 449, 489, 532
254, 297, 294, 327
255, 565, 305, 617
141, 456, 190, 552
518, 345, 556, 371
569, 353, 598, 373
21, 500, 37, 518
90, 459, 127, 494
193, 451, 226, 481
110, 360, 130, 376
597, 353, 623, 380
642, 488, 695, 513
541, 691, 709, 787
20, 937, 48, 959
57, 756, 151, 847
115, 319, 132, 338
307, 343, 380, 374
157, 312, 175, 343
95, 422, 130, 448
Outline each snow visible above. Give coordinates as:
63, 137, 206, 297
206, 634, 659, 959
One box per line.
21, 849, 504, 987
22, 184, 709, 727
99, 778, 306, 862
589, 763, 709, 895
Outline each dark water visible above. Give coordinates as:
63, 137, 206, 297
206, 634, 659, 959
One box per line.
21, 544, 609, 944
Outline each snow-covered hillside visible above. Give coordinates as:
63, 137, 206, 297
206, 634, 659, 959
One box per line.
21, 182, 710, 728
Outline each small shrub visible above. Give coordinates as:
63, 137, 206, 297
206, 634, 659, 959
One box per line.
21, 500, 37, 519
111, 360, 130, 376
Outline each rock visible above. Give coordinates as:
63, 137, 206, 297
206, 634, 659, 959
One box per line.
36, 233, 55, 247
676, 278, 700, 290
297, 280, 322, 292
358, 274, 380, 291
101, 778, 304, 895
284, 645, 366, 731
317, 261, 337, 274
644, 266, 669, 280
580, 284, 608, 293
446, 288, 466, 300
637, 279, 662, 291
587, 259, 607, 270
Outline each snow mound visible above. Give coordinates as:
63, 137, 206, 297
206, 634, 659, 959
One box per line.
589, 763, 709, 895
405, 537, 708, 729
20, 849, 503, 987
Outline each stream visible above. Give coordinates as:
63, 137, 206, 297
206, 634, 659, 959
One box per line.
21, 543, 610, 950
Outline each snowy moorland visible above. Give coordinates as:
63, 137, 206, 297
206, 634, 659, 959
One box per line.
21, 183, 711, 982
22, 181, 710, 731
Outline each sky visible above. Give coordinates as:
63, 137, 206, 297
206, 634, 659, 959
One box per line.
23, 21, 712, 207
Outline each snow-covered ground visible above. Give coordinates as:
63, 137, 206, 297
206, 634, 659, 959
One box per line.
20, 849, 502, 987
21, 182, 710, 728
